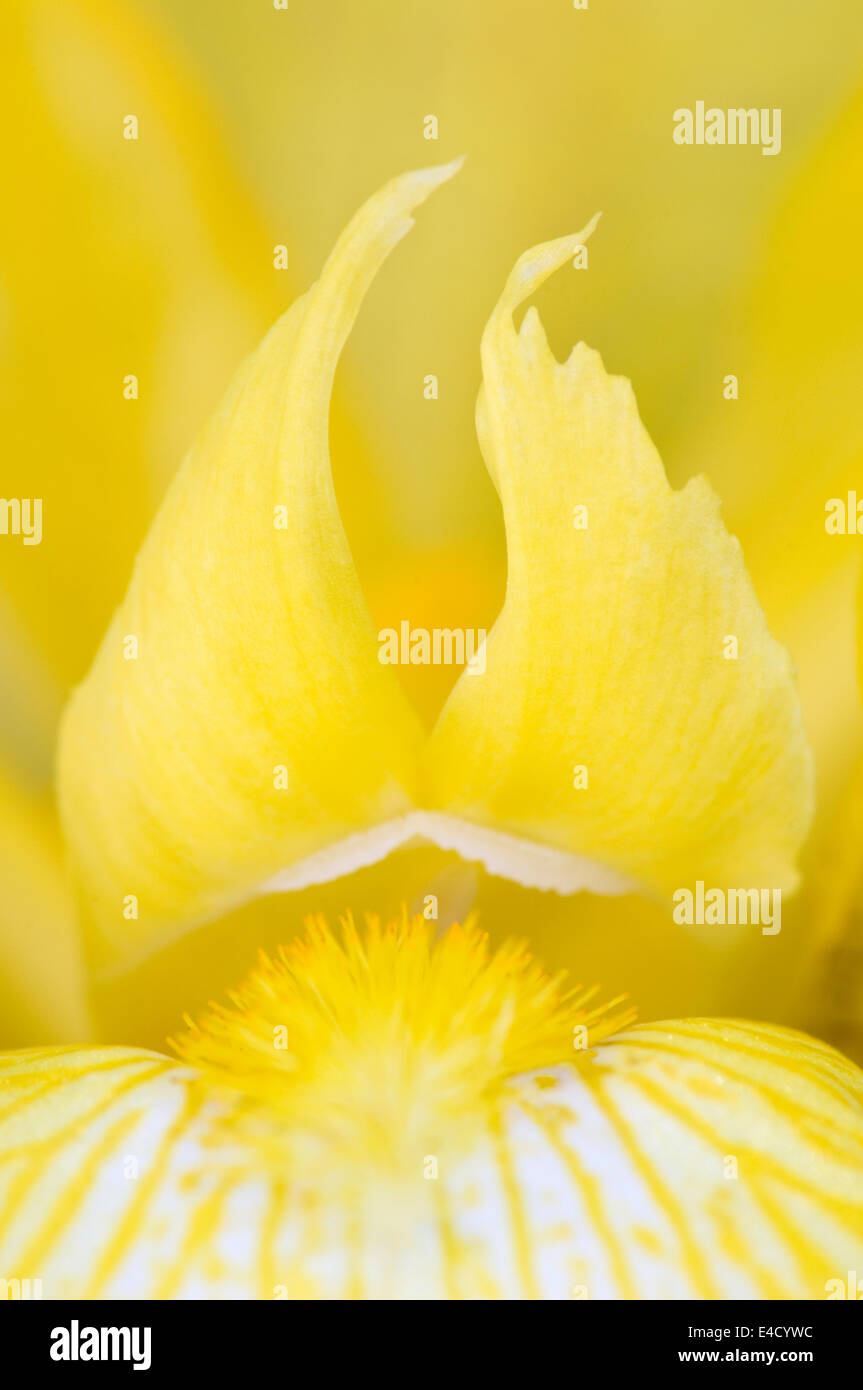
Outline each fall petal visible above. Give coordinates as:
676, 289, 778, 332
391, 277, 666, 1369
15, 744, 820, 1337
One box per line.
1, 1020, 860, 1299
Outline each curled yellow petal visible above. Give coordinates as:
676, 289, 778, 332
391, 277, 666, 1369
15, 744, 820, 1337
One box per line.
58, 162, 462, 974
427, 224, 813, 899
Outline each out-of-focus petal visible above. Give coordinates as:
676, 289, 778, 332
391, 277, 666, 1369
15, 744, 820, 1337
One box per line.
793, 565, 863, 1064
0, 0, 279, 705
0, 766, 89, 1047
676, 84, 863, 1056
684, 82, 863, 822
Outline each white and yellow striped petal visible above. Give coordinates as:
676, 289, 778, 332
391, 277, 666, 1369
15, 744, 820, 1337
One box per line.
1, 919, 860, 1300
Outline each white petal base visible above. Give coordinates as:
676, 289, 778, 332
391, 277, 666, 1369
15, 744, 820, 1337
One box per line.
258, 811, 636, 898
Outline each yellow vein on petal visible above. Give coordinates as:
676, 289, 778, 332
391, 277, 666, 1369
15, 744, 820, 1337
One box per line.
84, 1087, 209, 1299
12, 1108, 144, 1274
154, 1173, 238, 1300
628, 1072, 863, 1245
638, 1022, 863, 1102
586, 1083, 721, 1299
622, 1037, 863, 1160
0, 1056, 165, 1122
431, 1174, 461, 1301
488, 1103, 540, 1300
517, 1096, 638, 1300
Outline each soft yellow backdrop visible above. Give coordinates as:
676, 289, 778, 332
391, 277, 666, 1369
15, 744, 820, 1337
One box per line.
2, 0, 862, 1054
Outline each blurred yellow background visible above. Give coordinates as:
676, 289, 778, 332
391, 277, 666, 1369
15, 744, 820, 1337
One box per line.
2, 0, 863, 1054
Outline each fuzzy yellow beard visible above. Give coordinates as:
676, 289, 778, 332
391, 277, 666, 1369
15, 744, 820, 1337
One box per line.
171, 912, 634, 1194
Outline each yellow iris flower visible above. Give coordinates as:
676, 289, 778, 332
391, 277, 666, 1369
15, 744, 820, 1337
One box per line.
3, 0, 863, 1300
2, 159, 861, 1299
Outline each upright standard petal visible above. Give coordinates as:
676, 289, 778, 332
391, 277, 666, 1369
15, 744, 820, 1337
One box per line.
58, 163, 462, 974
426, 224, 813, 899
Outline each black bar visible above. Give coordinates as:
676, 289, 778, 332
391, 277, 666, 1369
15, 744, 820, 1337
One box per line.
3, 1299, 858, 1374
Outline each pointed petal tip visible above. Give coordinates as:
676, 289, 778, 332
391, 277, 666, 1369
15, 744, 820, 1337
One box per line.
401, 154, 466, 198
575, 209, 602, 251
431, 152, 467, 177
490, 213, 603, 324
